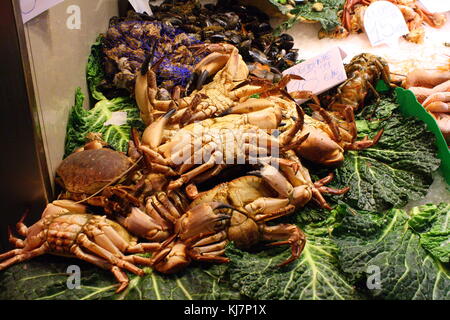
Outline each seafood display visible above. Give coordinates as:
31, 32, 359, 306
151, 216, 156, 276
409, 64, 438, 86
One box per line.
339, 0, 446, 43
271, 0, 447, 44
1, 0, 449, 301
2, 40, 390, 292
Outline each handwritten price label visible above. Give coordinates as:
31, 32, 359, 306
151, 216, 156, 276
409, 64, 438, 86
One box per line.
128, 0, 153, 15
283, 47, 347, 103
363, 1, 409, 47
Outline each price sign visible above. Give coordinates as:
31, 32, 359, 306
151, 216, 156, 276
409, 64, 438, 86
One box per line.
128, 0, 153, 15
363, 1, 409, 47
283, 47, 347, 103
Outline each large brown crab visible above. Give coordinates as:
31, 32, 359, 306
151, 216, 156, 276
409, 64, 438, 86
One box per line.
135, 105, 308, 192
0, 201, 158, 293
135, 43, 302, 126
149, 174, 313, 274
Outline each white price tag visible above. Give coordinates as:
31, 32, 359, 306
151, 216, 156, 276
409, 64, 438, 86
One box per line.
283, 47, 348, 103
20, 0, 64, 23
363, 1, 409, 47
104, 112, 128, 126
128, 0, 153, 15
419, 0, 450, 13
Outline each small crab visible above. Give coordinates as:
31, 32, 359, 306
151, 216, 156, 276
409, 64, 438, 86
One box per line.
149, 175, 306, 274
0, 201, 158, 293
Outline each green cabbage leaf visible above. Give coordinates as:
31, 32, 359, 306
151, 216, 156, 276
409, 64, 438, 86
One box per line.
64, 88, 144, 157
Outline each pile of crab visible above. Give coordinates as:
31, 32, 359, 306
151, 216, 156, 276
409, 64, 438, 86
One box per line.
0, 43, 390, 293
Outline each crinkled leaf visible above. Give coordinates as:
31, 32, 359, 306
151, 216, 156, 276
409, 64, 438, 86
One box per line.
417, 203, 450, 264
64, 88, 145, 157
226, 214, 359, 300
330, 98, 440, 212
87, 35, 107, 101
273, 0, 345, 34
333, 205, 450, 300
0, 256, 239, 300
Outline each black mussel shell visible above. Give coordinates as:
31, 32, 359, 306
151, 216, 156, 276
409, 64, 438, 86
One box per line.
248, 48, 271, 65
284, 49, 299, 62
255, 22, 272, 35
209, 33, 228, 43
275, 33, 295, 51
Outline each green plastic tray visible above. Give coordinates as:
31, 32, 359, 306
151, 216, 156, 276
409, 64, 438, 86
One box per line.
395, 87, 450, 185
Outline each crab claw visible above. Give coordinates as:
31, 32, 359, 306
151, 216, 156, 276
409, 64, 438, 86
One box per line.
176, 202, 234, 241
135, 41, 159, 124
188, 52, 231, 92
141, 108, 176, 149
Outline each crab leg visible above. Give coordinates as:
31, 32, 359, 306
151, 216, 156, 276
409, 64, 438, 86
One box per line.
262, 224, 306, 267
189, 231, 227, 247
148, 194, 179, 225
169, 151, 223, 190
279, 104, 305, 147
190, 164, 227, 185
77, 234, 145, 277
247, 200, 295, 221
189, 52, 231, 91
423, 92, 450, 107
345, 128, 384, 150
0, 244, 48, 270
309, 103, 342, 142
71, 246, 130, 293
343, 106, 358, 143
142, 109, 176, 149
8, 227, 25, 248
15, 210, 28, 236
117, 206, 171, 242
222, 98, 276, 115
425, 101, 449, 113
100, 224, 160, 253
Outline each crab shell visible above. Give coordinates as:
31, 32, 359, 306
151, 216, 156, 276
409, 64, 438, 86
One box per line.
56, 148, 133, 194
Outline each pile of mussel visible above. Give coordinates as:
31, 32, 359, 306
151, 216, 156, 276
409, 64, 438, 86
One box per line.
101, 0, 298, 96
150, 0, 298, 75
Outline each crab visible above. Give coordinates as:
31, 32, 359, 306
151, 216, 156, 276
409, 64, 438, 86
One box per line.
0, 201, 159, 293
56, 134, 139, 197
149, 174, 314, 274
134, 101, 309, 191
57, 136, 191, 244
269, 91, 384, 166
135, 43, 303, 126
148, 148, 349, 274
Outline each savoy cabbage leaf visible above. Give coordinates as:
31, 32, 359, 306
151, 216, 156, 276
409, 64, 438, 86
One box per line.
328, 98, 440, 212
87, 35, 107, 101
0, 255, 239, 300
333, 205, 450, 300
226, 213, 359, 300
273, 0, 345, 34
64, 88, 144, 157
412, 203, 450, 264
